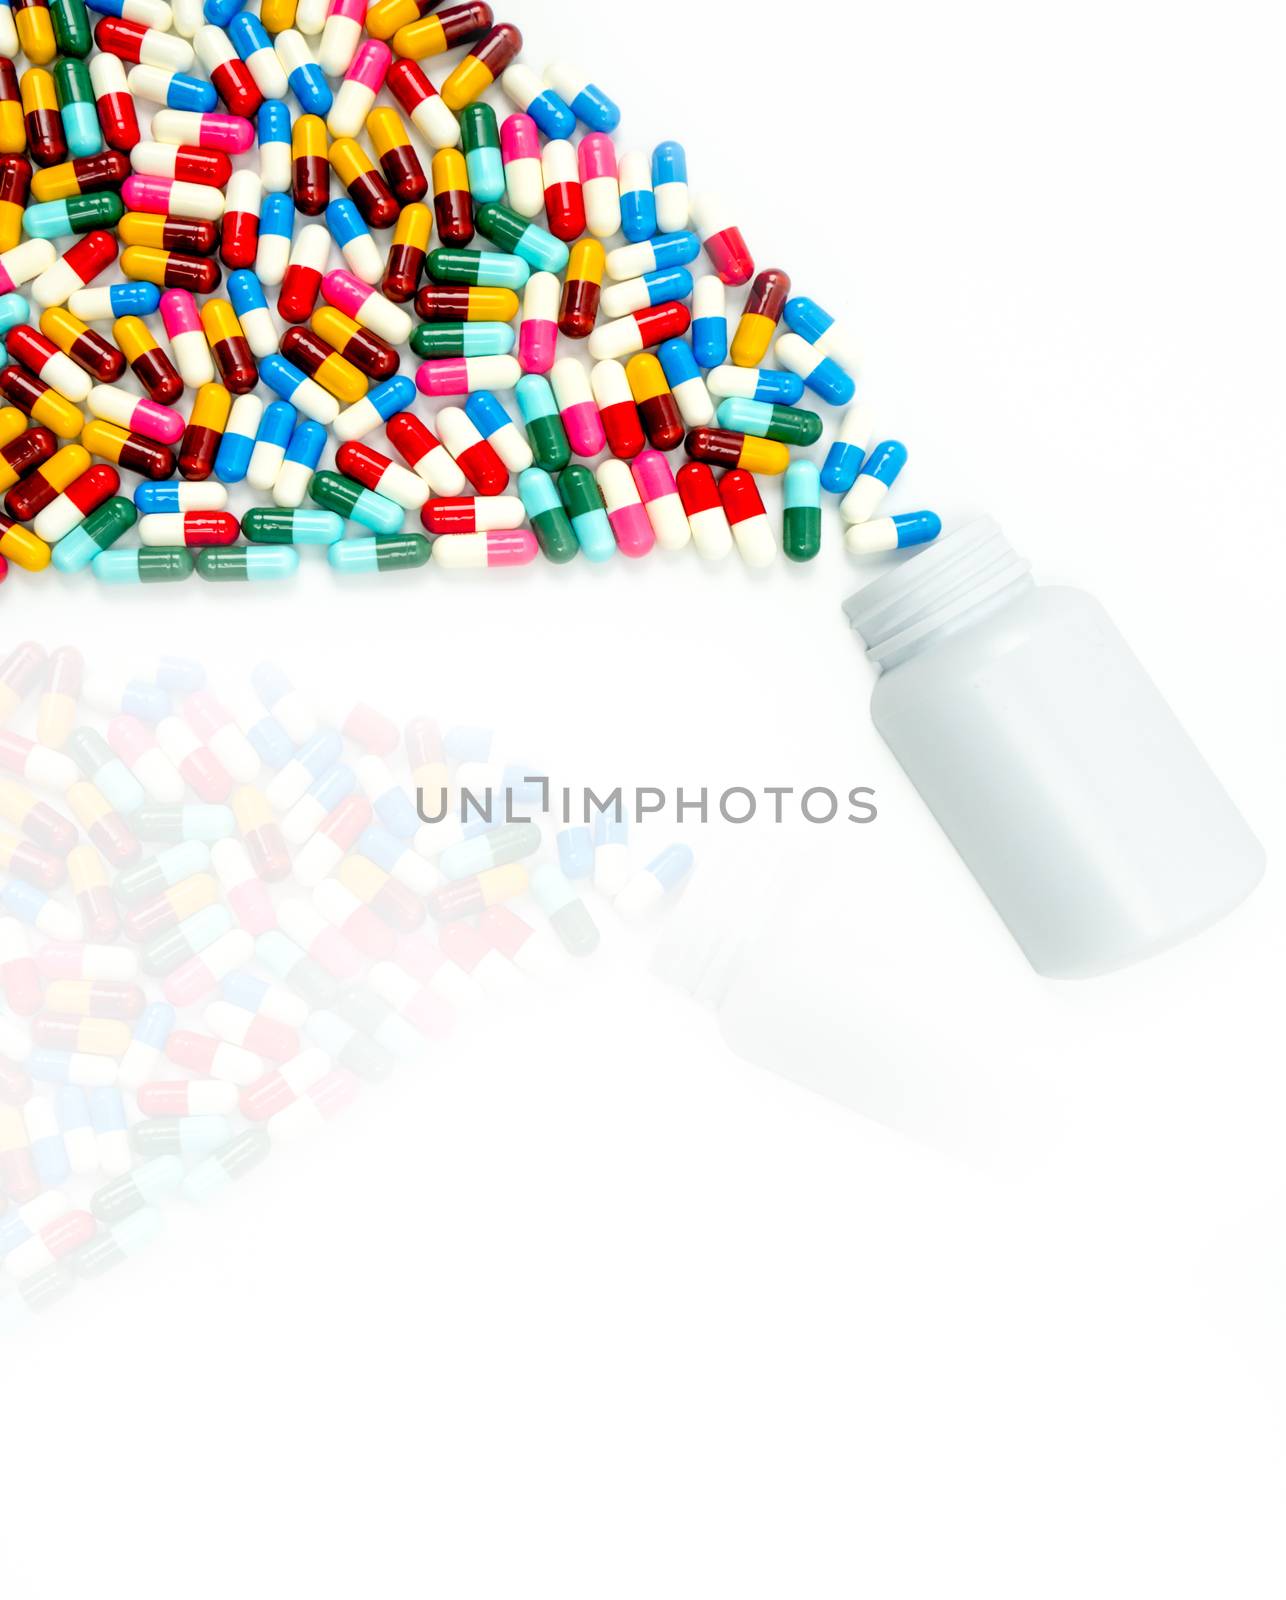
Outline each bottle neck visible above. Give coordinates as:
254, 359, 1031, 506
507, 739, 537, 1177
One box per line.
843, 519, 1034, 671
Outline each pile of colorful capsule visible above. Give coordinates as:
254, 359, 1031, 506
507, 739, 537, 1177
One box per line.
0, 1, 939, 586
0, 638, 695, 1325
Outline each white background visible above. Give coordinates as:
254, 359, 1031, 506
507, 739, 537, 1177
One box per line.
5, 0, 1286, 1594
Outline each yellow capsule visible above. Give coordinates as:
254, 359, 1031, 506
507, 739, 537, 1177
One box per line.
0, 406, 27, 450
30, 159, 86, 203
120, 243, 181, 284
0, 517, 52, 572
81, 419, 134, 463
188, 381, 232, 433
292, 113, 327, 163
365, 106, 411, 163
36, 442, 91, 495
626, 353, 670, 407
199, 298, 241, 347
396, 13, 457, 61
462, 287, 519, 322
566, 238, 605, 289
431, 146, 468, 199
68, 842, 108, 895
391, 201, 431, 253
309, 342, 367, 404
364, 0, 420, 39
0, 197, 22, 252
309, 305, 366, 353
66, 781, 113, 833
113, 315, 160, 364
232, 785, 273, 835
39, 307, 93, 359
19, 66, 58, 117
14, 7, 56, 67
439, 54, 494, 112
329, 136, 377, 188
28, 386, 84, 440
736, 435, 791, 475
730, 313, 778, 370
258, 0, 296, 31
0, 89, 24, 156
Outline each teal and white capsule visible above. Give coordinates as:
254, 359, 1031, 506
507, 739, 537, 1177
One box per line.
309, 469, 404, 534
716, 397, 822, 446
782, 460, 822, 563
196, 547, 301, 582
613, 843, 693, 920
246, 400, 297, 492
841, 440, 907, 524
844, 511, 941, 557
821, 404, 875, 495
333, 373, 415, 444
93, 550, 195, 584
657, 337, 713, 427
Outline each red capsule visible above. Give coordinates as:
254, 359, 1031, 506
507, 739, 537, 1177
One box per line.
0, 154, 31, 214
676, 461, 722, 519
178, 424, 220, 481
111, 430, 178, 479
94, 70, 140, 153
375, 140, 427, 205
292, 153, 329, 217
6, 324, 62, 381
5, 445, 66, 521
718, 466, 766, 525
50, 150, 131, 194
156, 511, 241, 547
59, 321, 126, 384
381, 242, 422, 304
60, 229, 119, 289
345, 167, 399, 230
558, 276, 599, 341
220, 203, 258, 271
132, 215, 220, 254
0, 425, 56, 487
312, 310, 399, 379
279, 326, 348, 387
139, 250, 221, 292
0, 364, 58, 420
127, 343, 184, 405
157, 145, 232, 186
542, 176, 584, 243
24, 106, 66, 169
599, 395, 645, 461
208, 333, 256, 395
208, 58, 261, 120
335, 440, 400, 495
637, 391, 683, 453
93, 16, 157, 60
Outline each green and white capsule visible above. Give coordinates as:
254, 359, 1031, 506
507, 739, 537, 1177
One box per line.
327, 533, 432, 574
242, 508, 344, 545
51, 496, 137, 573
782, 460, 822, 563
309, 470, 404, 534
92, 548, 194, 584
195, 547, 301, 581
716, 397, 822, 447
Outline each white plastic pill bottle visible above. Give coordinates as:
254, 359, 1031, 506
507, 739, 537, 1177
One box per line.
843, 518, 1266, 978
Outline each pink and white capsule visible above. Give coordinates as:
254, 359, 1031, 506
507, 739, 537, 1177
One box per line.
432, 529, 538, 569
415, 354, 521, 398
550, 358, 604, 457
321, 269, 412, 344
327, 40, 390, 138
631, 449, 690, 551
499, 113, 542, 217
149, 108, 257, 151
577, 134, 620, 239
318, 0, 365, 76
160, 288, 215, 386
518, 270, 557, 373
123, 174, 226, 219
595, 458, 653, 558
88, 384, 184, 443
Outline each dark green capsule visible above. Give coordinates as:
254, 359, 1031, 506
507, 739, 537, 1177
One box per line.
195, 547, 300, 582
715, 397, 824, 446
426, 247, 529, 289
242, 508, 344, 545
409, 320, 513, 358
558, 464, 615, 561
782, 461, 823, 563
50, 0, 93, 56
183, 1127, 271, 1203
525, 414, 570, 472
92, 549, 194, 584
517, 466, 578, 563
52, 496, 136, 572
327, 533, 432, 573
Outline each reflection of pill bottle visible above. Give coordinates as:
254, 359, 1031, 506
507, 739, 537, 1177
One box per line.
844, 518, 1265, 978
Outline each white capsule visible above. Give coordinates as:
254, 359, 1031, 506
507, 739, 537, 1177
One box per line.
499, 63, 546, 118
121, 0, 177, 27
242, 37, 289, 99
433, 405, 482, 467
331, 395, 385, 443
1, 239, 56, 293
582, 170, 620, 240
37, 350, 92, 404
478, 412, 532, 473
599, 275, 654, 319
432, 534, 508, 571
364, 459, 428, 510
595, 456, 641, 515
686, 500, 733, 563
617, 149, 651, 213
164, 482, 229, 511
843, 516, 914, 557
32, 261, 84, 310
285, 375, 340, 428
670, 370, 713, 429
255, 226, 291, 288
404, 88, 458, 150
464, 494, 526, 531
171, 0, 203, 34
33, 490, 94, 543
146, 108, 209, 145
246, 436, 286, 493
348, 287, 411, 346
138, 514, 194, 547
692, 272, 725, 324
407, 429, 466, 496
168, 324, 214, 389
272, 458, 314, 509
336, 227, 383, 287
193, 24, 237, 74
540, 136, 577, 192
294, 0, 327, 32
589, 357, 631, 412
259, 134, 291, 195
503, 146, 543, 219
549, 356, 595, 414
706, 366, 770, 401
642, 487, 690, 552
158, 178, 226, 219
730, 510, 776, 568
586, 314, 649, 362
224, 169, 261, 221
0, 2, 18, 53
327, 74, 378, 140
132, 27, 195, 68
317, 5, 362, 75
604, 239, 661, 281
64, 287, 117, 320
131, 141, 195, 177
654, 173, 688, 235
237, 301, 277, 359
126, 65, 195, 105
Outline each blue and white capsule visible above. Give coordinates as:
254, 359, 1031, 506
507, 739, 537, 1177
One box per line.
275, 26, 332, 115
840, 438, 906, 524
67, 280, 161, 322
126, 65, 219, 112
599, 265, 692, 319
614, 843, 693, 921
605, 230, 699, 283
773, 332, 855, 407
821, 404, 874, 496
57, 1084, 99, 1174
650, 140, 688, 233
25, 1097, 69, 1188
255, 190, 294, 286
543, 61, 619, 133
325, 197, 383, 285
228, 12, 289, 98
843, 510, 941, 557
333, 373, 415, 444
227, 268, 277, 357
213, 394, 263, 485
690, 274, 727, 368
706, 364, 805, 406
134, 481, 229, 513
616, 149, 655, 243
257, 99, 292, 193
463, 390, 534, 474
783, 295, 859, 373
259, 352, 341, 428
273, 416, 328, 508
203, 0, 248, 27
246, 400, 296, 493
656, 337, 713, 428
499, 62, 574, 140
